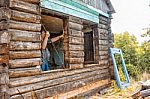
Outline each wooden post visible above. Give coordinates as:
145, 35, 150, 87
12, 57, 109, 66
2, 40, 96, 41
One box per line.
0, 1, 10, 98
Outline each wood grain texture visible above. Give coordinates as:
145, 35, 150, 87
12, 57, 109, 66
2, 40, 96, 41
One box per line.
9, 20, 41, 32
0, 21, 9, 30
9, 50, 41, 59
9, 66, 108, 86
0, 7, 11, 20
69, 44, 84, 51
69, 36, 84, 44
69, 22, 83, 31
9, 0, 40, 14
69, 29, 84, 37
9, 58, 41, 68
0, 31, 10, 44
10, 41, 41, 51
9, 29, 41, 42
0, 44, 9, 55
0, 55, 9, 64
22, 0, 39, 4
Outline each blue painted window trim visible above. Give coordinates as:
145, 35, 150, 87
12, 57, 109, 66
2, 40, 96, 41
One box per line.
110, 48, 130, 89
41, 0, 109, 23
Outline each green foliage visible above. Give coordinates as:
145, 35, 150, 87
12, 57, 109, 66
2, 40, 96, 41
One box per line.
114, 32, 150, 79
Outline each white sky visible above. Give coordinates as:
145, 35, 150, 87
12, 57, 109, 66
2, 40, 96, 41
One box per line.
111, 0, 150, 43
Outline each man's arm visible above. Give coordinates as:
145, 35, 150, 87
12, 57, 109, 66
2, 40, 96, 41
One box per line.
51, 34, 64, 43
41, 31, 50, 50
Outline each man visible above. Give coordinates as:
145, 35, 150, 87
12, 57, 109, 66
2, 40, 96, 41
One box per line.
41, 31, 63, 71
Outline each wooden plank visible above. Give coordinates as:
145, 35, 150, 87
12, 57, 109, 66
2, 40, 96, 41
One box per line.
99, 45, 109, 51
0, 0, 9, 7
99, 33, 108, 40
99, 51, 108, 56
99, 40, 108, 45
0, 55, 9, 64
69, 29, 84, 37
0, 7, 11, 20
9, 50, 41, 59
9, 20, 41, 32
98, 29, 108, 34
10, 74, 109, 99
9, 67, 41, 78
9, 29, 41, 42
11, 10, 41, 23
10, 41, 41, 51
99, 16, 108, 22
69, 36, 84, 44
69, 16, 82, 24
99, 60, 109, 65
0, 31, 10, 44
69, 63, 84, 69
0, 73, 9, 85
9, 66, 108, 85
68, 58, 84, 64
0, 64, 8, 73
69, 22, 83, 31
100, 55, 108, 60
22, 0, 39, 4
0, 21, 9, 30
69, 44, 84, 51
0, 44, 9, 55
98, 23, 108, 29
9, 69, 109, 95
69, 51, 84, 58
9, 0, 40, 14
49, 79, 109, 99
9, 58, 41, 69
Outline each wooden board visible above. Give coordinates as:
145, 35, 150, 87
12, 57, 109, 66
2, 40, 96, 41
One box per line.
9, 67, 41, 78
69, 51, 84, 58
99, 40, 108, 45
9, 20, 41, 32
99, 45, 109, 51
9, 66, 108, 84
69, 36, 84, 44
9, 29, 41, 42
9, 69, 109, 95
69, 29, 84, 37
22, 0, 39, 4
69, 63, 84, 69
11, 10, 41, 23
69, 22, 83, 31
9, 0, 40, 14
69, 16, 83, 24
0, 31, 10, 44
9, 58, 41, 69
68, 58, 84, 64
0, 44, 9, 55
10, 41, 41, 51
99, 51, 108, 56
69, 44, 84, 51
9, 50, 41, 59
0, 21, 9, 30
0, 7, 11, 20
10, 74, 109, 99
0, 55, 9, 64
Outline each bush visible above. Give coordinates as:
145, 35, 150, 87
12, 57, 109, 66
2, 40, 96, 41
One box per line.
126, 64, 140, 79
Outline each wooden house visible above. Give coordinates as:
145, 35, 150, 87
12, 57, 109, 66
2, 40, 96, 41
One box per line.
0, 0, 115, 98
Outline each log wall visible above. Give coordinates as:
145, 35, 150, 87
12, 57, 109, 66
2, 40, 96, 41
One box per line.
0, 0, 114, 98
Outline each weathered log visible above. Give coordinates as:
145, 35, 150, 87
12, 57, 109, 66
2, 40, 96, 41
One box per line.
9, 0, 40, 14
69, 44, 84, 51
10, 74, 109, 99
9, 20, 41, 32
99, 45, 108, 51
0, 7, 11, 20
0, 0, 8, 7
99, 51, 108, 56
99, 60, 109, 65
9, 29, 41, 42
69, 16, 83, 24
0, 44, 9, 55
69, 36, 84, 44
9, 50, 41, 59
98, 23, 108, 29
0, 21, 9, 30
100, 55, 108, 60
9, 65, 108, 85
22, 0, 39, 4
69, 29, 84, 37
9, 58, 41, 69
69, 51, 84, 58
10, 41, 41, 51
99, 20, 108, 25
99, 40, 109, 45
99, 34, 108, 40
0, 31, 10, 44
140, 89, 150, 97
0, 55, 9, 64
11, 10, 41, 23
0, 73, 9, 85
68, 58, 84, 64
69, 22, 83, 31
69, 63, 84, 69
98, 29, 108, 34
9, 67, 41, 78
0, 64, 8, 73
54, 80, 109, 99
9, 69, 109, 95
99, 16, 108, 22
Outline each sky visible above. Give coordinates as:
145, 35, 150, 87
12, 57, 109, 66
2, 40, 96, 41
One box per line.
110, 0, 150, 44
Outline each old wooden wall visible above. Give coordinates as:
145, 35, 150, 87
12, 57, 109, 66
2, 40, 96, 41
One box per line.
0, 0, 113, 99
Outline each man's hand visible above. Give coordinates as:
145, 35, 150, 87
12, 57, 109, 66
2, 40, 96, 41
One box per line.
45, 31, 50, 37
